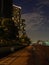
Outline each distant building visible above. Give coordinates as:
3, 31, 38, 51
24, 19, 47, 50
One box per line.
12, 4, 22, 37
12, 4, 21, 26
12, 5, 23, 38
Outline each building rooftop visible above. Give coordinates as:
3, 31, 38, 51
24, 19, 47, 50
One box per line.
13, 4, 21, 9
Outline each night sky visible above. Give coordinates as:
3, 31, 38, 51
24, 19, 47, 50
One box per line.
13, 0, 49, 41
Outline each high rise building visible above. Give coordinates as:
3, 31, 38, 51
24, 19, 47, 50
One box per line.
0, 0, 2, 17
1, 0, 13, 18
13, 5, 21, 24
13, 5, 21, 38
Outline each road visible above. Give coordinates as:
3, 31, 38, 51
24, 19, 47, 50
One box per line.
0, 45, 49, 65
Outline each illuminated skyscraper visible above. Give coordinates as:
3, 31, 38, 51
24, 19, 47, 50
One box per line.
1, 0, 13, 18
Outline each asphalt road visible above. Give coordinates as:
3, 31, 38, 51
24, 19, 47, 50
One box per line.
0, 45, 49, 65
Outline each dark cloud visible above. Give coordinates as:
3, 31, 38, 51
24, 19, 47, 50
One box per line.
13, 0, 49, 15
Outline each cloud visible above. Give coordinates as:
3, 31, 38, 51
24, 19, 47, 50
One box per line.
38, 0, 49, 5
34, 0, 49, 16
22, 12, 49, 31
21, 12, 49, 40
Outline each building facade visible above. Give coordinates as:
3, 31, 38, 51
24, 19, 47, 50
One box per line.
13, 5, 21, 26
0, 0, 2, 17
13, 5, 22, 38
1, 0, 13, 18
